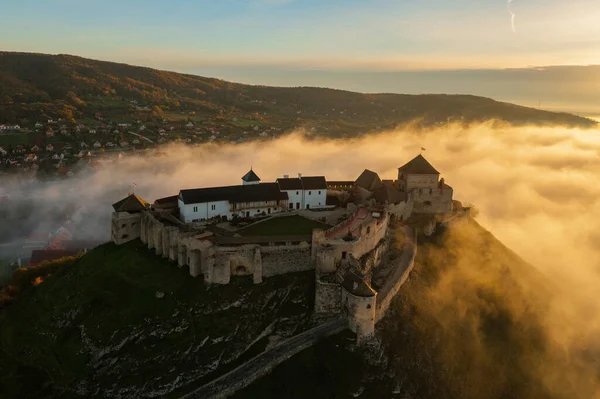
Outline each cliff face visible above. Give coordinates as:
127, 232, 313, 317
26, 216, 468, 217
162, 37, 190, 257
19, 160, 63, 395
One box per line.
0, 240, 315, 398
235, 217, 600, 399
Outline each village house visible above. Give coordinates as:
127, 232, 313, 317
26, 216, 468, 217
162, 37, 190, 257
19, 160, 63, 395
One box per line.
31, 145, 40, 152
0, 124, 21, 131
12, 145, 26, 154
93, 141, 102, 148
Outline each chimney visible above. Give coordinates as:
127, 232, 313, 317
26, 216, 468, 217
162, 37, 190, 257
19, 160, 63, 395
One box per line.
298, 173, 302, 179
283, 174, 289, 179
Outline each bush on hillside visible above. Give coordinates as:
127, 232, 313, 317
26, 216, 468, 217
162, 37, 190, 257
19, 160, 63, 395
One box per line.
0, 255, 81, 309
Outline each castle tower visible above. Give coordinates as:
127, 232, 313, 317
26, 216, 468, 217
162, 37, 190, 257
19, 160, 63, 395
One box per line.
111, 193, 149, 245
341, 271, 377, 340
241, 168, 261, 185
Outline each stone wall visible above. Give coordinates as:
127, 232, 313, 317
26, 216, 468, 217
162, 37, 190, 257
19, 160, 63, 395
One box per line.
261, 244, 312, 277
313, 210, 390, 274
111, 212, 141, 245
387, 199, 414, 221
411, 186, 453, 214
315, 279, 341, 313
375, 226, 417, 323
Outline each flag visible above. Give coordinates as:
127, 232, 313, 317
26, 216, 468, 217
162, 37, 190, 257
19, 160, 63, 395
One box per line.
421, 147, 426, 151
133, 183, 137, 187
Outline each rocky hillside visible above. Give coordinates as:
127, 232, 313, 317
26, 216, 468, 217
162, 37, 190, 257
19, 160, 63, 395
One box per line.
0, 52, 596, 136
235, 218, 600, 399
0, 240, 315, 398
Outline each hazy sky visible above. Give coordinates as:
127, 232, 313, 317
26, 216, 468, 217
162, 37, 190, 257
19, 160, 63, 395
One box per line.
2, 1, 600, 115
2, 0, 600, 70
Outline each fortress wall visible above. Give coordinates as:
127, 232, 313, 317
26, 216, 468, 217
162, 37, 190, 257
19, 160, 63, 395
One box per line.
260, 244, 313, 277
388, 200, 413, 221
315, 279, 341, 313
412, 187, 453, 214
111, 212, 141, 245
375, 227, 417, 323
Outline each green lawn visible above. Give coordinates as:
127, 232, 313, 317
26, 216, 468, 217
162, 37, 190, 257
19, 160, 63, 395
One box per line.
239, 215, 330, 237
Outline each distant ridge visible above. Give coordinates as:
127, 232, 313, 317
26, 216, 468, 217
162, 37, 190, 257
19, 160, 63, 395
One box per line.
0, 51, 596, 135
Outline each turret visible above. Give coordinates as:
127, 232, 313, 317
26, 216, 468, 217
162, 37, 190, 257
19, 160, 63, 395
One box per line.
241, 168, 260, 185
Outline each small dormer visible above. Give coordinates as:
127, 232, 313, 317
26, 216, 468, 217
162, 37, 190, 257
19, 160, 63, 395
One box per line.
241, 168, 260, 185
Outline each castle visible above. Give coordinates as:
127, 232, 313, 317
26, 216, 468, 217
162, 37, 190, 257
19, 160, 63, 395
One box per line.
111, 154, 455, 339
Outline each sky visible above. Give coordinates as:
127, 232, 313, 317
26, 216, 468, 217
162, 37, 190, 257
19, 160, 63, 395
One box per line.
1, 0, 600, 113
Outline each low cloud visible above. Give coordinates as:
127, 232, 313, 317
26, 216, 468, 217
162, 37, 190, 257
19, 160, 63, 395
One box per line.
1, 122, 599, 395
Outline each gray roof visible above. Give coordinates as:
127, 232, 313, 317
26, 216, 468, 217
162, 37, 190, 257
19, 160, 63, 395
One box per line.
301, 176, 327, 190
398, 154, 440, 175
277, 177, 303, 190
242, 169, 261, 182
341, 271, 377, 297
355, 169, 383, 191
277, 176, 327, 191
180, 183, 288, 205
373, 182, 407, 204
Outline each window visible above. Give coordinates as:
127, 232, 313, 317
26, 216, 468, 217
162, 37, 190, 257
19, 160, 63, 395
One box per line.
193, 206, 198, 212
289, 203, 294, 209
211, 204, 216, 210
367, 304, 372, 309
121, 234, 129, 239
121, 224, 126, 228
308, 191, 311, 195
318, 191, 321, 195
296, 191, 299, 195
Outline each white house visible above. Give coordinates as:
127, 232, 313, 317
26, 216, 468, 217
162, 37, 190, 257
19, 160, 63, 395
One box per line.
46, 143, 54, 152
276, 174, 327, 210
178, 181, 288, 222
93, 141, 102, 148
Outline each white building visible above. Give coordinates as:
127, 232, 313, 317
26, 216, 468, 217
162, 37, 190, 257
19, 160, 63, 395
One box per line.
276, 174, 327, 210
178, 181, 288, 222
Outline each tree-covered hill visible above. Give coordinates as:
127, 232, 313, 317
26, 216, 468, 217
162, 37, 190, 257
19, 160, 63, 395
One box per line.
0, 51, 596, 136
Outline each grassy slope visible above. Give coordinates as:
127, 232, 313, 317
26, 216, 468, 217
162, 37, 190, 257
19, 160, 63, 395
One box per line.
236, 218, 599, 399
239, 215, 331, 236
0, 240, 315, 398
0, 52, 595, 132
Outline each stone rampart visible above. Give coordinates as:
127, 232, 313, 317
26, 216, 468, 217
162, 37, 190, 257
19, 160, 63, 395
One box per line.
375, 226, 417, 322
